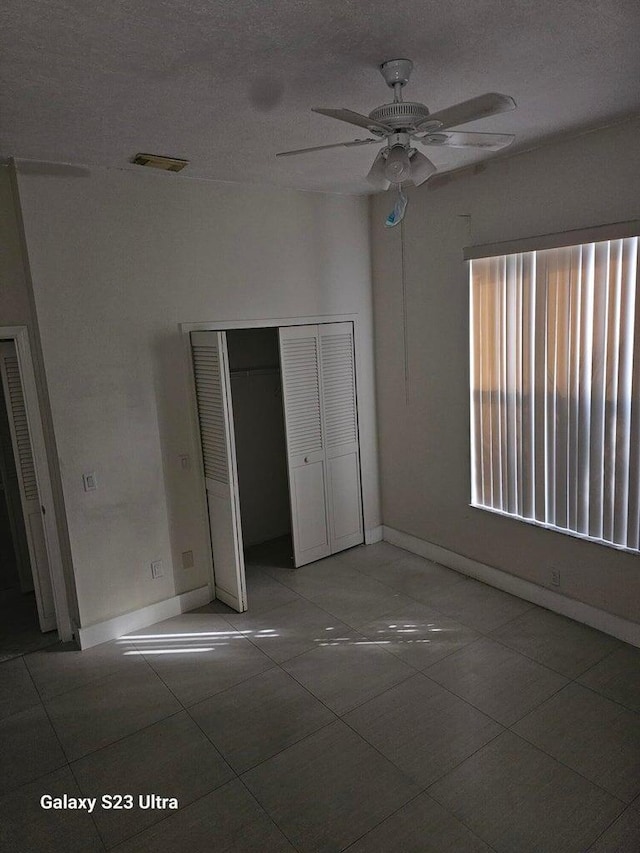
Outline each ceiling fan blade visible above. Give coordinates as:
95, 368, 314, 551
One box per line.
367, 150, 390, 191
312, 107, 392, 135
409, 150, 437, 186
420, 131, 515, 151
276, 138, 381, 157
416, 93, 516, 131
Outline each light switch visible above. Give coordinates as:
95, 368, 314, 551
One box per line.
83, 472, 98, 492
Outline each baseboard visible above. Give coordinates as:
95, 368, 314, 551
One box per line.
382, 526, 640, 648
365, 525, 384, 544
76, 585, 212, 650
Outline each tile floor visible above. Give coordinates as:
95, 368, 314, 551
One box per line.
1, 539, 639, 852
0, 587, 58, 663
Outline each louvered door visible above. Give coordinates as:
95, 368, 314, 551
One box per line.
191, 331, 246, 611
0, 342, 55, 631
279, 323, 363, 567
279, 326, 331, 566
320, 323, 364, 551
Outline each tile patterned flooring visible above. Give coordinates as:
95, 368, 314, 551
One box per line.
0, 588, 59, 663
1, 539, 639, 852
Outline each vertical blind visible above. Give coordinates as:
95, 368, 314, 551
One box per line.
470, 236, 640, 551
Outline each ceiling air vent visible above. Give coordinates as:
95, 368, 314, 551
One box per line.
131, 153, 189, 172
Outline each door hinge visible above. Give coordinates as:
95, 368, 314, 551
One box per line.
41, 505, 46, 515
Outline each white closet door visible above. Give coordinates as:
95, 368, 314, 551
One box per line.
279, 326, 331, 567
191, 331, 247, 612
319, 323, 364, 552
0, 342, 56, 631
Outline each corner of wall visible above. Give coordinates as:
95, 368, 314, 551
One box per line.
8, 163, 80, 636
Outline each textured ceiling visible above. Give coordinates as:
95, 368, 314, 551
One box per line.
1, 0, 639, 194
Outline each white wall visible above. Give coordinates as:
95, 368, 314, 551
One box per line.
371, 117, 640, 624
15, 166, 378, 627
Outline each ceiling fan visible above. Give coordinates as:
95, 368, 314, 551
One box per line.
277, 59, 516, 202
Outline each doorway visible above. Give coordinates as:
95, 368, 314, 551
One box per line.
226, 328, 293, 572
190, 320, 365, 613
0, 339, 57, 658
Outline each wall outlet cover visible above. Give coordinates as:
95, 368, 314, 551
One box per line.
551, 569, 561, 587
182, 550, 194, 569
151, 560, 163, 579
82, 472, 98, 492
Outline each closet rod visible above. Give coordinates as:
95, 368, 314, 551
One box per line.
229, 365, 280, 377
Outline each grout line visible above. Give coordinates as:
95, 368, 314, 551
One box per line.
94, 779, 243, 851
339, 789, 427, 850
584, 806, 634, 852
417, 662, 562, 731
327, 660, 529, 817
575, 679, 640, 717
505, 669, 640, 803
484, 631, 615, 679
66, 707, 187, 766
9, 663, 80, 801
422, 788, 504, 853
66, 761, 109, 850
20, 641, 150, 704
504, 675, 572, 728
18, 650, 48, 704
236, 776, 304, 852
135, 645, 276, 712
182, 668, 340, 778
68, 716, 238, 847
232, 717, 338, 778
503, 728, 630, 809
339, 785, 501, 853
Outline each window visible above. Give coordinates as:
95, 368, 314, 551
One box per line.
469, 235, 640, 552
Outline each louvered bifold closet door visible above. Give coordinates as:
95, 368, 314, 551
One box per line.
319, 323, 364, 552
191, 331, 246, 611
0, 342, 55, 631
279, 326, 331, 566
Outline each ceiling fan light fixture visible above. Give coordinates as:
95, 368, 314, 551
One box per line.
409, 150, 437, 186
384, 145, 411, 183
367, 150, 391, 190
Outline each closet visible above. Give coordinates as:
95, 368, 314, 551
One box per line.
191, 321, 364, 612
0, 341, 55, 631
226, 328, 291, 551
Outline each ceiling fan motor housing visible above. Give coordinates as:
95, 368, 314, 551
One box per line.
380, 59, 414, 88
369, 101, 431, 130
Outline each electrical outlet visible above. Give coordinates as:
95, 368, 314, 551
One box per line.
151, 560, 163, 579
551, 569, 561, 587
181, 550, 194, 569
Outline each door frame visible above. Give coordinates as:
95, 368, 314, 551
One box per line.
180, 313, 373, 598
0, 326, 73, 640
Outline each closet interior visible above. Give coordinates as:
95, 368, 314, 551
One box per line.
226, 328, 293, 565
